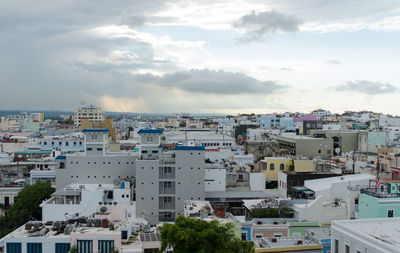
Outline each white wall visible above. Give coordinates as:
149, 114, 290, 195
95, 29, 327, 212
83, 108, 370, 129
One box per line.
205, 168, 226, 192
277, 171, 288, 198
2, 228, 71, 253
250, 173, 265, 191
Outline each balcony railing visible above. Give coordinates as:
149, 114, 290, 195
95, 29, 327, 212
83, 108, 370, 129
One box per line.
360, 188, 400, 198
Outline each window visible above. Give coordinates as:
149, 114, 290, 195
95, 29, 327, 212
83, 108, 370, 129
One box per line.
55, 243, 70, 253
318, 149, 321, 154
77, 240, 93, 253
98, 240, 114, 253
255, 233, 263, 239
6, 242, 21, 253
27, 243, 42, 253
97, 148, 102, 151
280, 163, 285, 170
270, 163, 275, 171
388, 209, 394, 218
334, 239, 339, 253
345, 244, 350, 253
87, 147, 93, 151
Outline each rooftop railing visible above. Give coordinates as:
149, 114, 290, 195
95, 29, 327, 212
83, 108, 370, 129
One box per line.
360, 187, 400, 198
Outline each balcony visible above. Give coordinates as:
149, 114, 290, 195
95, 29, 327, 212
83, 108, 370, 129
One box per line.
360, 188, 400, 198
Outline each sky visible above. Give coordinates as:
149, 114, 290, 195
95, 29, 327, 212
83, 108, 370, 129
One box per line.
1, 0, 400, 115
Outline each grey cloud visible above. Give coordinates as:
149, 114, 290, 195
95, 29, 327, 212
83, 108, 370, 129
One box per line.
327, 59, 342, 64
336, 80, 397, 95
279, 67, 293, 71
120, 14, 146, 28
142, 69, 288, 95
233, 10, 302, 42
252, 0, 400, 23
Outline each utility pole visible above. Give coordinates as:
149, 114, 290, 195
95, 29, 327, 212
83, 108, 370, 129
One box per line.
352, 150, 355, 174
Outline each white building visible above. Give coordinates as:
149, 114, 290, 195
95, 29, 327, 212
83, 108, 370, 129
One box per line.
166, 130, 235, 148
205, 166, 226, 192
55, 129, 138, 191
41, 183, 134, 222
331, 218, 400, 253
292, 174, 375, 222
73, 104, 105, 127
136, 129, 206, 225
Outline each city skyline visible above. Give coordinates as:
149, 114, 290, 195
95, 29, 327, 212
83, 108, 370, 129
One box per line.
1, 0, 400, 114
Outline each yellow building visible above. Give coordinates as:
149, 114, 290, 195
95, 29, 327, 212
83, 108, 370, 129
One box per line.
262, 158, 314, 184
80, 117, 116, 140
293, 160, 314, 172
262, 157, 292, 181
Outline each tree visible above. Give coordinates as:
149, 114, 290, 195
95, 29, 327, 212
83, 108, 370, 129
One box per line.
158, 216, 254, 253
249, 199, 294, 219
0, 182, 55, 238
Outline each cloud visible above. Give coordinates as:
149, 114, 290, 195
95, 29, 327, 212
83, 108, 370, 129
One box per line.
233, 10, 302, 42
327, 59, 342, 65
279, 67, 293, 71
336, 80, 397, 95
120, 14, 146, 28
145, 69, 288, 94
100, 95, 147, 112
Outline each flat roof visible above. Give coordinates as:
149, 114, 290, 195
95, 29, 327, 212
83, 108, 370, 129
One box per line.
305, 174, 375, 192
332, 218, 400, 252
275, 135, 321, 140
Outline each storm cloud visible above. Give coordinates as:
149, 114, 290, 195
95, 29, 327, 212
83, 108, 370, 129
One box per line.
147, 69, 288, 95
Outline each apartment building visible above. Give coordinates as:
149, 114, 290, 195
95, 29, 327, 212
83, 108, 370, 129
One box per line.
55, 129, 138, 191
73, 105, 105, 127
136, 129, 206, 225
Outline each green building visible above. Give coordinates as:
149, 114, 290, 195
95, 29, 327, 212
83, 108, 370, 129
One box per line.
358, 184, 400, 219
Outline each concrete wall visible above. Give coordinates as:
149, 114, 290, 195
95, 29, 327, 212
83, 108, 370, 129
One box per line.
250, 173, 265, 191
135, 159, 160, 225
175, 150, 205, 216
205, 167, 226, 192
56, 155, 137, 190
295, 138, 333, 157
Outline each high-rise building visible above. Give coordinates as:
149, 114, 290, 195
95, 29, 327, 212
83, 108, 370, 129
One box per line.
73, 104, 105, 127
135, 129, 206, 225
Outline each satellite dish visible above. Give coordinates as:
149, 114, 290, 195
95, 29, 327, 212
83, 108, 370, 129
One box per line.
100, 206, 107, 213
335, 147, 341, 154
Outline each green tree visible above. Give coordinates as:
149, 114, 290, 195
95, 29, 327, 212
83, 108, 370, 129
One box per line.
0, 182, 55, 238
158, 216, 254, 253
249, 202, 294, 218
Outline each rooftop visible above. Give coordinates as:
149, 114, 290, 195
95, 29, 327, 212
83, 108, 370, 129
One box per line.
332, 218, 400, 252
305, 174, 375, 192
255, 237, 321, 251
